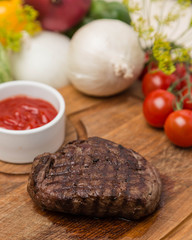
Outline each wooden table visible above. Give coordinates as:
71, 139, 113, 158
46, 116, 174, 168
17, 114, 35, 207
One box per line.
0, 81, 192, 240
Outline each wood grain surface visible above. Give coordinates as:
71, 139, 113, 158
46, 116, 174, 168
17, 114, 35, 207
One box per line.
0, 81, 192, 240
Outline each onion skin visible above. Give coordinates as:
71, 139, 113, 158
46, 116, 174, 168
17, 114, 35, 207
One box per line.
67, 19, 145, 97
24, 0, 91, 32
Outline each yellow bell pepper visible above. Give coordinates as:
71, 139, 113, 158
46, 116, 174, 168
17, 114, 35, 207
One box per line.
0, 0, 41, 51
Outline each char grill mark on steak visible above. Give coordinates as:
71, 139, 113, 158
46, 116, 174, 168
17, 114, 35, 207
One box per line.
27, 137, 162, 220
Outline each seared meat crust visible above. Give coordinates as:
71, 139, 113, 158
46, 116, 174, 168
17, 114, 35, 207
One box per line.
27, 137, 161, 220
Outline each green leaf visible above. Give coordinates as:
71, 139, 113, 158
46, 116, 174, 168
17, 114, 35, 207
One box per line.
65, 0, 132, 38
0, 44, 12, 83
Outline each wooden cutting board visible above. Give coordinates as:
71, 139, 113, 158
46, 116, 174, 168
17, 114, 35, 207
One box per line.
0, 81, 192, 240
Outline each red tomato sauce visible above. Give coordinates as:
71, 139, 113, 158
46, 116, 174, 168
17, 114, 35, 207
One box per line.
0, 96, 58, 130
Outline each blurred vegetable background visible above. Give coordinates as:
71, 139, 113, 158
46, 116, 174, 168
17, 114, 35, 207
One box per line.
65, 0, 131, 37
0, 0, 192, 146
1, 0, 191, 88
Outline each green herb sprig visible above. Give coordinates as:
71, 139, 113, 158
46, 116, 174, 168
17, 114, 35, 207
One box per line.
123, 0, 192, 75
123, 0, 192, 109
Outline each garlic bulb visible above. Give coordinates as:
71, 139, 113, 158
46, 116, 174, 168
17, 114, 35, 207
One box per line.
10, 31, 70, 89
67, 19, 145, 97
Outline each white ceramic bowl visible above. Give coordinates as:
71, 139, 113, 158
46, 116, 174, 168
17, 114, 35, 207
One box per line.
0, 81, 66, 164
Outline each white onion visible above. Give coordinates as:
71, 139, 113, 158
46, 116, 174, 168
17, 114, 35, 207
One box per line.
10, 31, 70, 89
67, 19, 145, 97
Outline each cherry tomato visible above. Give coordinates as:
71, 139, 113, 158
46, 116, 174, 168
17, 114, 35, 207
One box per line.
172, 63, 192, 90
140, 61, 158, 80
174, 63, 187, 78
143, 89, 176, 128
164, 110, 192, 147
174, 74, 192, 91
142, 70, 176, 97
139, 51, 158, 80
182, 88, 192, 110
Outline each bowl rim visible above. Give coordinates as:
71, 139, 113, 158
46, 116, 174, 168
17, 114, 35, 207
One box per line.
0, 80, 65, 135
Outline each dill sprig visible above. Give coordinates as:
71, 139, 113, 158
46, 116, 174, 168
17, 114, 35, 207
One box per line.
123, 0, 192, 75
177, 0, 191, 8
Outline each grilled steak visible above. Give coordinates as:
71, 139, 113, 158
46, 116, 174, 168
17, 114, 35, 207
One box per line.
27, 137, 162, 220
